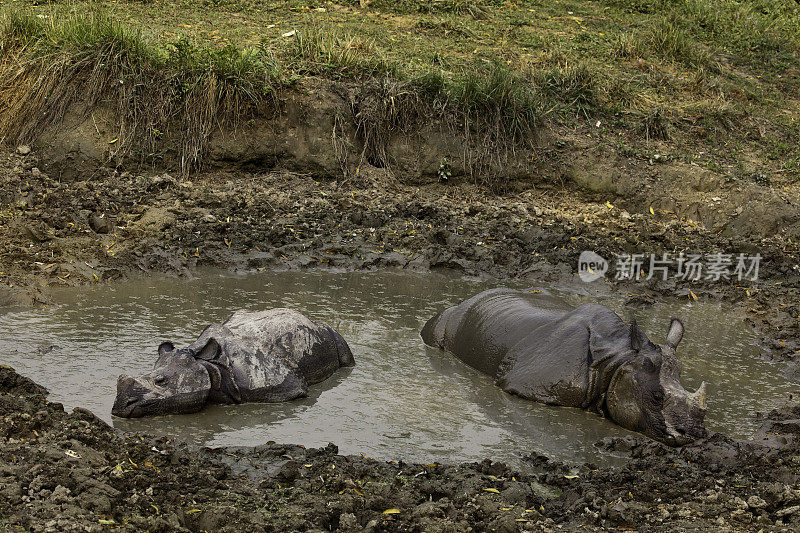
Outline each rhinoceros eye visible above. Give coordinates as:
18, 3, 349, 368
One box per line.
652, 390, 664, 403
154, 375, 167, 385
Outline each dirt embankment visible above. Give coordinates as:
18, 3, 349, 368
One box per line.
1, 128, 798, 365
2, 364, 800, 532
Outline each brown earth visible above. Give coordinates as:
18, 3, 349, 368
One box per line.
2, 363, 800, 533
1, 98, 800, 531
1, 118, 798, 363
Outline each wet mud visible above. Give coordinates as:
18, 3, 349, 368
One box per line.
1, 144, 799, 531
2, 365, 800, 532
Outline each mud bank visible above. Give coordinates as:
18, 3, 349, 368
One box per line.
0, 139, 799, 531
2, 364, 800, 532
1, 145, 798, 366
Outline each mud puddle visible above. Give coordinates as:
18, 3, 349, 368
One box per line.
0, 270, 794, 467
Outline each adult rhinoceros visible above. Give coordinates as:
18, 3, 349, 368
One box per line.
112, 309, 354, 417
421, 289, 708, 445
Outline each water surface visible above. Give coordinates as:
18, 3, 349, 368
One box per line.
0, 270, 794, 466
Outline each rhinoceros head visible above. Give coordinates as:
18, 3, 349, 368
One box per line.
605, 318, 707, 446
111, 340, 216, 418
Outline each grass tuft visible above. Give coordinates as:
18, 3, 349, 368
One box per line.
536, 63, 599, 118
645, 18, 711, 68
285, 25, 392, 77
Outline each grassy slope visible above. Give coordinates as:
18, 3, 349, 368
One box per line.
1, 0, 799, 184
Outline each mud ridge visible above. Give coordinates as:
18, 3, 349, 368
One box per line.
1, 365, 800, 532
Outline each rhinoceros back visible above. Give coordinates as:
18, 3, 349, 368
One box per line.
423, 289, 635, 408
222, 309, 352, 384
422, 289, 572, 377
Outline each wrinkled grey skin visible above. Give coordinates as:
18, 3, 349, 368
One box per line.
421, 289, 708, 446
112, 309, 355, 418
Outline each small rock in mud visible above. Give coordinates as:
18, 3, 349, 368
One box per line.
35, 344, 59, 355
338, 512, 359, 531
11, 219, 52, 243
753, 400, 800, 448
88, 213, 114, 234
0, 286, 38, 307
595, 435, 640, 453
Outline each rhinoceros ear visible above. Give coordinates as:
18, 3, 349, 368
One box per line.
195, 340, 241, 404
629, 320, 648, 352
158, 342, 174, 356
194, 338, 220, 361
665, 318, 684, 349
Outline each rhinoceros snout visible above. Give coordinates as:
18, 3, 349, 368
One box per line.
112, 374, 149, 417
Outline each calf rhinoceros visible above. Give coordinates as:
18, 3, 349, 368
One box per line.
421, 289, 708, 445
112, 309, 354, 417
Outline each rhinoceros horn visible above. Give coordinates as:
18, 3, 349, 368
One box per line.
690, 381, 708, 410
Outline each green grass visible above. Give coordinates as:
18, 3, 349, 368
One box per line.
0, 8, 542, 177
0, 0, 798, 182
536, 63, 598, 118
283, 25, 392, 76
0, 10, 288, 172
604, 0, 800, 57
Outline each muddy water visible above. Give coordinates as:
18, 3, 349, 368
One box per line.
0, 270, 795, 466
